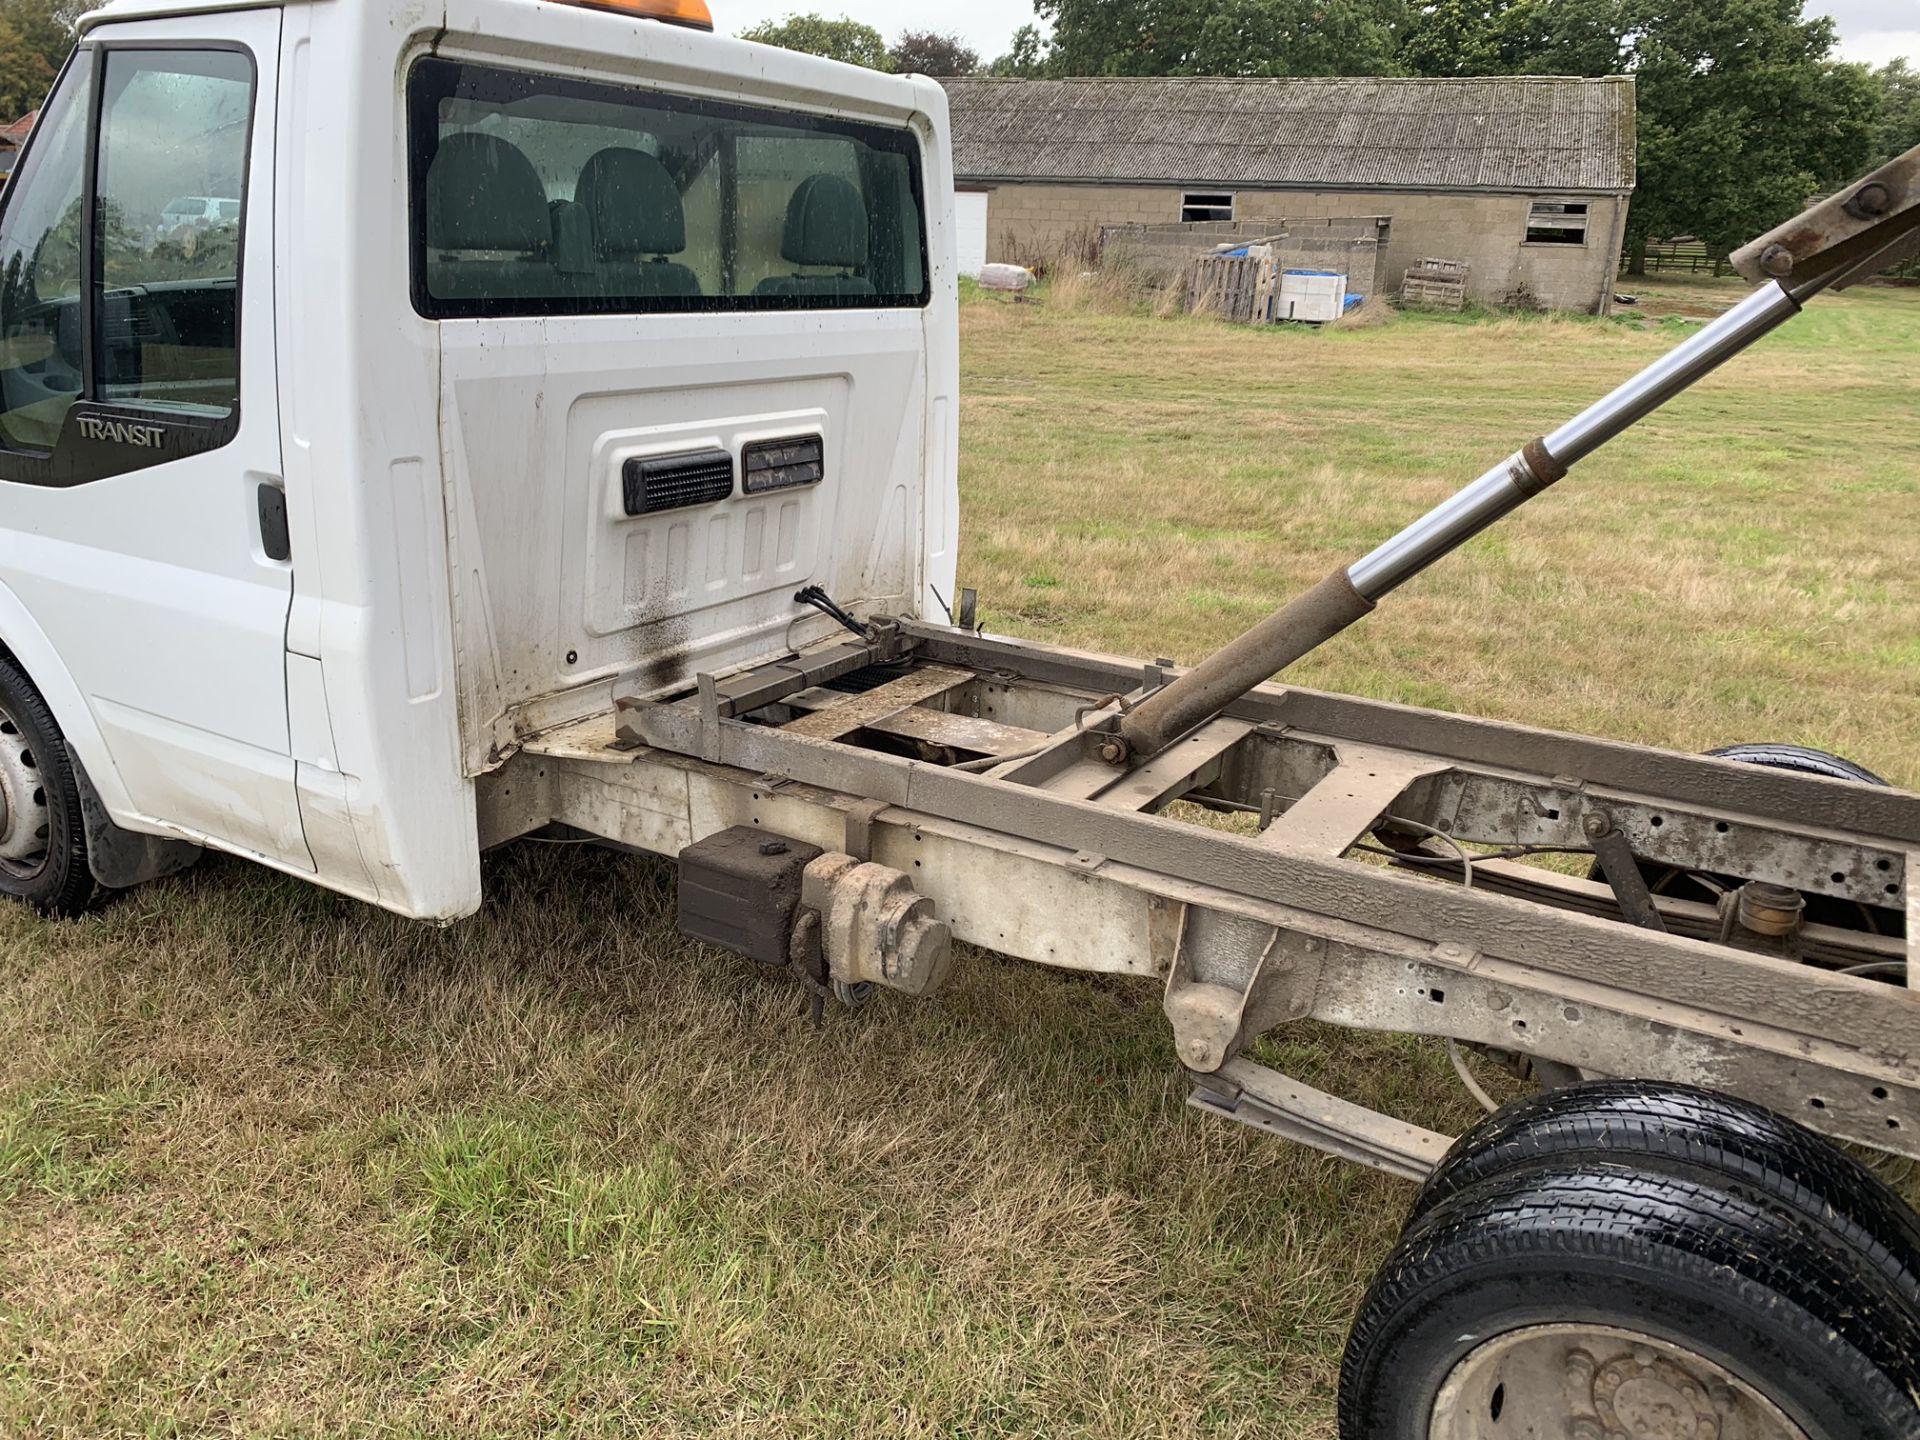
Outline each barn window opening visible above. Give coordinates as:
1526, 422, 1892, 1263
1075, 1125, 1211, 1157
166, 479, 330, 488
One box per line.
1525, 200, 1590, 245
1182, 192, 1235, 223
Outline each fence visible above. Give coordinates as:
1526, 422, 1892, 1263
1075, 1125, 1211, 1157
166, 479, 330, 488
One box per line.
1625, 240, 1729, 277
1624, 238, 1920, 282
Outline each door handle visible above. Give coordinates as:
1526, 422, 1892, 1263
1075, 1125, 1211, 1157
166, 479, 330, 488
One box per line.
256, 481, 291, 562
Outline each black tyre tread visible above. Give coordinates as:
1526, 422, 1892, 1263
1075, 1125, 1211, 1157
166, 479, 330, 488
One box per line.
1342, 1167, 1920, 1440
1410, 1080, 1920, 1294
1708, 742, 1889, 787
0, 652, 93, 916
1402, 1166, 1920, 1391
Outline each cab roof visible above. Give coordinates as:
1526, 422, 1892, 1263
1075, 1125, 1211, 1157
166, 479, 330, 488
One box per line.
77, 0, 949, 131
79, 0, 303, 34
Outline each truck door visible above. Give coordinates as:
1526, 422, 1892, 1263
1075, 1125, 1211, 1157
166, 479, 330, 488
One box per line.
0, 13, 308, 869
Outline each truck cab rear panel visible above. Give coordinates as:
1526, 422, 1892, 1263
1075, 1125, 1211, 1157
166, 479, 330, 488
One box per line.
414, 27, 960, 772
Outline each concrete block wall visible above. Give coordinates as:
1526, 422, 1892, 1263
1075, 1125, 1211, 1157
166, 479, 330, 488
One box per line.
980, 184, 1628, 314
986, 185, 1184, 265
1103, 220, 1390, 297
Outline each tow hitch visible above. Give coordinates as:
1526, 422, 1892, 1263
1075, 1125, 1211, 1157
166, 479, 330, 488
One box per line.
676, 825, 953, 1013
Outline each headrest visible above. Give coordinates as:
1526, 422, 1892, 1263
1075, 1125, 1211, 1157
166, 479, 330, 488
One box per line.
780, 174, 869, 270
427, 133, 552, 254
576, 147, 686, 258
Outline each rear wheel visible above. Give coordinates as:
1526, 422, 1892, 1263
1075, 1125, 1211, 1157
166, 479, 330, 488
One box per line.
0, 654, 93, 916
1707, 742, 1887, 786
1340, 1168, 1920, 1440
1408, 1079, 1920, 1297
1595, 743, 1899, 936
1429, 1325, 1815, 1439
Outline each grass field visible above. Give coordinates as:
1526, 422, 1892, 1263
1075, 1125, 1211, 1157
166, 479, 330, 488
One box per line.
3, 276, 1918, 1439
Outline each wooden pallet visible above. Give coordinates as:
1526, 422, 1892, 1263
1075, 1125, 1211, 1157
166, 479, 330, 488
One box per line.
1187, 254, 1273, 322
1401, 256, 1468, 312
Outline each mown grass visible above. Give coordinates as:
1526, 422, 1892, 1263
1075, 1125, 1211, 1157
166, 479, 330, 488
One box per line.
963, 274, 1920, 786
2, 275, 1917, 1438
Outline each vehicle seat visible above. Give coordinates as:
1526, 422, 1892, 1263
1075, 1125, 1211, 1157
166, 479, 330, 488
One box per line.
425, 132, 556, 301
754, 175, 877, 298
574, 147, 701, 300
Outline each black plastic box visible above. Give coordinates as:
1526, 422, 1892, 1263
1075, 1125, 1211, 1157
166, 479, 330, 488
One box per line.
677, 827, 824, 967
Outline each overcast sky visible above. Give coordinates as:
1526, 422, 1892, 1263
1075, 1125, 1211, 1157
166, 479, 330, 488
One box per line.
723, 1, 1918, 68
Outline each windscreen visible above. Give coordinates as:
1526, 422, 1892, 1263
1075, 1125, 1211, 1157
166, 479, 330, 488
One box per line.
407, 57, 930, 318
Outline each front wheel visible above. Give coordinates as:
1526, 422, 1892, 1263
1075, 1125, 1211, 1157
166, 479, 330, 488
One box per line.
0, 653, 94, 916
1340, 1168, 1920, 1440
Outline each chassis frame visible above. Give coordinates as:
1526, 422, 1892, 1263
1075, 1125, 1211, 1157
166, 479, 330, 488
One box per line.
479, 619, 1920, 1179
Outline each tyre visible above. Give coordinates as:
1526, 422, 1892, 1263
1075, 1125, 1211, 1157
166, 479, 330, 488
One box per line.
1407, 1079, 1920, 1298
0, 652, 94, 916
1340, 1166, 1920, 1440
1707, 742, 1887, 786
1594, 742, 1898, 935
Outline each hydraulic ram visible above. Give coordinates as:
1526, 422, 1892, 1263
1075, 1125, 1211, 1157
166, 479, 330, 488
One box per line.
1114, 143, 1920, 762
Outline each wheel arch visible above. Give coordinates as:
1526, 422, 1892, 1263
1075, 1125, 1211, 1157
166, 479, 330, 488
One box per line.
0, 582, 202, 889
0, 574, 131, 816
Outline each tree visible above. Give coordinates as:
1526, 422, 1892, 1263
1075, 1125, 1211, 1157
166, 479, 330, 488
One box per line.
1621, 0, 1881, 267
0, 11, 53, 120
1401, 0, 1625, 78
0, 0, 78, 111
1033, 0, 1407, 78
737, 13, 891, 70
0, 0, 79, 118
1400, 0, 1882, 271
1188, 0, 1407, 75
1399, 0, 1522, 76
1873, 58, 1920, 162
889, 30, 978, 77
7, 0, 79, 69
989, 24, 1056, 77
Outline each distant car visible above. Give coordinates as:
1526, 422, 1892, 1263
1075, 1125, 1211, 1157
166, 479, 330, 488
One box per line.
158, 195, 240, 230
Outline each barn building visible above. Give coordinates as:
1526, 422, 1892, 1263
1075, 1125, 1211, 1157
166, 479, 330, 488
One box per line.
0, 111, 39, 187
941, 75, 1637, 314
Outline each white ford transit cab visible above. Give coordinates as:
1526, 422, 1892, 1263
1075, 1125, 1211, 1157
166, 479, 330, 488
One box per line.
0, 0, 959, 920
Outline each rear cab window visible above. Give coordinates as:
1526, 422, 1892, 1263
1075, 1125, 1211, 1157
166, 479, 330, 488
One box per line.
406, 57, 930, 318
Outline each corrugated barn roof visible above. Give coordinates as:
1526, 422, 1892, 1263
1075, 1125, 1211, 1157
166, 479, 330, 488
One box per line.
942, 75, 1637, 194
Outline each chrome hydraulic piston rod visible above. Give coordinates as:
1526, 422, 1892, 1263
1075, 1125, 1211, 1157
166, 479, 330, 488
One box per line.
1113, 143, 1920, 763
1347, 281, 1800, 597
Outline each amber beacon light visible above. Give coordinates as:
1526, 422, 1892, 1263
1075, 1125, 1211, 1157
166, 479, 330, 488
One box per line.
548, 0, 716, 30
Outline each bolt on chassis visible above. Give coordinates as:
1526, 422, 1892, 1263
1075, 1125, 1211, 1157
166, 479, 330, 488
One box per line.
487, 149, 1920, 1436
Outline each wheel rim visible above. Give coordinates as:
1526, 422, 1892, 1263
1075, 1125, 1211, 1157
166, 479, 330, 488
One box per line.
1430, 1324, 1809, 1440
0, 697, 50, 879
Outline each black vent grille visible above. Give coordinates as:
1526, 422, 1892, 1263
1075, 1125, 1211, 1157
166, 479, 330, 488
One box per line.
624, 449, 735, 516
744, 434, 825, 495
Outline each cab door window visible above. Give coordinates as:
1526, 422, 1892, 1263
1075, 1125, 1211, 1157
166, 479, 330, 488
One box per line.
0, 50, 92, 453
0, 45, 254, 486
94, 49, 252, 417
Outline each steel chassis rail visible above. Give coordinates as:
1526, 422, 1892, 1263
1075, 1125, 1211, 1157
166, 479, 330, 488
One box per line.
484, 622, 1920, 1175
